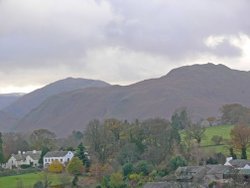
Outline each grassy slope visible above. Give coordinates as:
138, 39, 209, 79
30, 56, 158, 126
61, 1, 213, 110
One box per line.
0, 172, 69, 188
200, 125, 234, 155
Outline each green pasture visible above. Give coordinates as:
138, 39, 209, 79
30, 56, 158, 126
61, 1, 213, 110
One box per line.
200, 124, 233, 146
200, 124, 250, 157
201, 125, 236, 155
182, 125, 234, 155
0, 172, 70, 188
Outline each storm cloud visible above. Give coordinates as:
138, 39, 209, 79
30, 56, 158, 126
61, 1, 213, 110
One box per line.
0, 0, 250, 92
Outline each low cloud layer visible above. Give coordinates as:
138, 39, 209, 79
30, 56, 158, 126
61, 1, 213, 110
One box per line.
0, 0, 250, 93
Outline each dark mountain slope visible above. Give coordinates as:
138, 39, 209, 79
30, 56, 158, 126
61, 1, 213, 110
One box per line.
0, 111, 18, 132
4, 78, 110, 118
16, 63, 250, 136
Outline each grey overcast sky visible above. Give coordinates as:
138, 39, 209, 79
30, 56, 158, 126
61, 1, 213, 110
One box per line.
0, 0, 250, 93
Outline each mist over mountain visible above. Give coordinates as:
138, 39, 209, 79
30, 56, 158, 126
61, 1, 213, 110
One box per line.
0, 93, 23, 110
12, 63, 250, 136
3, 78, 110, 118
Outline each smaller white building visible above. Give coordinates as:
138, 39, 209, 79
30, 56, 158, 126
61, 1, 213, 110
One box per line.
5, 150, 41, 169
43, 151, 74, 168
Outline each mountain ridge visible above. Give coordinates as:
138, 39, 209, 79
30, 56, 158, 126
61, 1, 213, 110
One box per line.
13, 63, 250, 136
3, 77, 110, 118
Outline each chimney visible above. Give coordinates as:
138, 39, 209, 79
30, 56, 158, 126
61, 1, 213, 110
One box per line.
224, 157, 233, 166
226, 157, 233, 162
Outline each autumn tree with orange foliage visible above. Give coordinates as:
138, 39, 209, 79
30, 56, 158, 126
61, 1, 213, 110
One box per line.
230, 124, 250, 159
48, 160, 64, 173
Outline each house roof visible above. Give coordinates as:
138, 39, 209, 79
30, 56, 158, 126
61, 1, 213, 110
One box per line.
25, 151, 42, 160
175, 166, 206, 180
12, 154, 25, 161
229, 159, 250, 168
239, 169, 250, 175
176, 165, 232, 181
143, 182, 199, 188
12, 151, 42, 161
44, 151, 70, 158
207, 165, 233, 175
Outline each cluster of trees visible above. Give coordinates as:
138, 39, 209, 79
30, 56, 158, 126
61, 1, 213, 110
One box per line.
221, 104, 250, 125
80, 111, 213, 187
84, 118, 180, 166
4, 103, 250, 187
220, 104, 250, 160
0, 108, 211, 187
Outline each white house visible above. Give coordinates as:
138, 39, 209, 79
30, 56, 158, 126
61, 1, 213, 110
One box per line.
5, 150, 41, 169
43, 151, 74, 168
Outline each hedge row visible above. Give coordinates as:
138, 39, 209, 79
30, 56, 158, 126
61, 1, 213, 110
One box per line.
0, 168, 41, 177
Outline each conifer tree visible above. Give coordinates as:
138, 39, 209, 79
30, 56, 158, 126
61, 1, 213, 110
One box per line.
75, 143, 90, 170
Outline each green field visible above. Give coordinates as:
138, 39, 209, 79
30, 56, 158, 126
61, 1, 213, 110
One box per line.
0, 172, 70, 188
201, 124, 234, 155
191, 124, 250, 160
201, 124, 233, 146
201, 124, 250, 157
182, 125, 234, 155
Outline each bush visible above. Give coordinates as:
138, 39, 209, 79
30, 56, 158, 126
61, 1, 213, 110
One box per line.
135, 160, 153, 176
169, 156, 187, 171
206, 157, 218, 164
0, 168, 41, 177
66, 157, 84, 176
122, 163, 133, 177
110, 172, 125, 188
48, 160, 64, 173
128, 173, 141, 181
206, 152, 226, 165
101, 176, 110, 188
33, 181, 44, 188
128, 173, 141, 187
211, 135, 223, 145
20, 164, 32, 169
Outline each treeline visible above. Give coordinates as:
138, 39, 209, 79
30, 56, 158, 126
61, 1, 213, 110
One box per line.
1, 103, 250, 187
0, 111, 208, 187
221, 104, 250, 160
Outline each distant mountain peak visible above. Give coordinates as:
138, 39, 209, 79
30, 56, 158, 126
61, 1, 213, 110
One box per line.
4, 77, 110, 118
165, 63, 233, 78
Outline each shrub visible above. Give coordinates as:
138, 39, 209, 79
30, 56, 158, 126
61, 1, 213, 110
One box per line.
66, 157, 84, 176
211, 135, 223, 145
0, 168, 41, 177
169, 156, 187, 171
20, 164, 32, 169
48, 160, 64, 173
135, 160, 153, 176
128, 173, 141, 187
206, 152, 226, 165
110, 172, 125, 188
33, 181, 44, 188
122, 163, 133, 177
101, 176, 110, 188
206, 157, 218, 164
